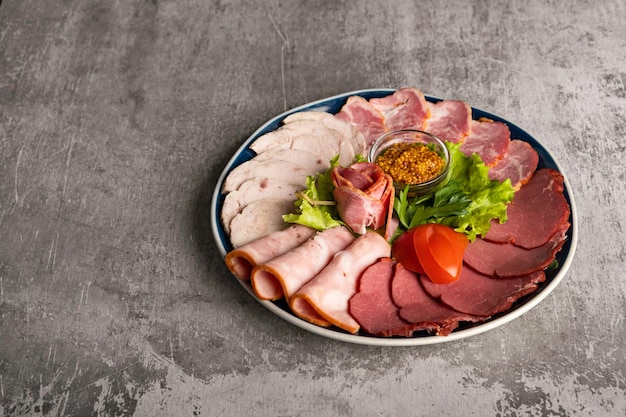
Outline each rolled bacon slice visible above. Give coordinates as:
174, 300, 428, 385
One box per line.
290, 231, 391, 333
331, 162, 395, 239
224, 224, 316, 280
250, 226, 355, 301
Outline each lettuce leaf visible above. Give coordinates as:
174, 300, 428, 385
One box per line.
394, 142, 515, 241
282, 156, 344, 230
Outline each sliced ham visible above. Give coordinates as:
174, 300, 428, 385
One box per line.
348, 258, 414, 336
464, 221, 569, 277
290, 231, 391, 333
424, 100, 472, 144
488, 139, 539, 189
331, 162, 394, 238
484, 169, 570, 249
421, 268, 546, 317
250, 226, 355, 301
224, 224, 316, 280
283, 111, 367, 156
460, 118, 510, 166
336, 95, 388, 148
391, 263, 484, 336
369, 87, 430, 132
221, 178, 301, 234
228, 199, 294, 248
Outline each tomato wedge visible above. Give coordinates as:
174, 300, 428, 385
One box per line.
392, 224, 469, 284
391, 228, 424, 274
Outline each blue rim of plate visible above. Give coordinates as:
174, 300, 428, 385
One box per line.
210, 89, 578, 346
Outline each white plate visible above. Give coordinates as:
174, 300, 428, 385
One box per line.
210, 89, 578, 346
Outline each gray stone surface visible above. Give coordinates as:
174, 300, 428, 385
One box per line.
1, 0, 625, 416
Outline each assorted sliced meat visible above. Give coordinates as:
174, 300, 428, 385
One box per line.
221, 112, 365, 247
219, 87, 573, 338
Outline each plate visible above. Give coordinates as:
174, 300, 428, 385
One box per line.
210, 89, 578, 346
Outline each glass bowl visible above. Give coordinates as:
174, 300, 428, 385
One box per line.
368, 129, 450, 196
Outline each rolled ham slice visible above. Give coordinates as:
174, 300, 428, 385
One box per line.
224, 224, 316, 280
290, 231, 391, 333
331, 162, 395, 239
250, 226, 355, 301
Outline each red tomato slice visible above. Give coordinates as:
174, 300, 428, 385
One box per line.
391, 228, 424, 274
412, 224, 468, 284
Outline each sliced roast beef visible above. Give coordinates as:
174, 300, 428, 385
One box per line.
484, 168, 570, 249
391, 263, 485, 336
424, 100, 472, 144
336, 95, 388, 147
464, 221, 569, 277
421, 267, 546, 317
460, 118, 510, 166
488, 139, 539, 189
349, 258, 415, 336
369, 87, 430, 132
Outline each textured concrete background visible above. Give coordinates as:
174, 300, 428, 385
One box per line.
1, 0, 625, 416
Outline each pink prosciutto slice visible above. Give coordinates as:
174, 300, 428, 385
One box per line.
424, 100, 472, 144
348, 258, 414, 336
464, 221, 568, 277
250, 226, 355, 301
460, 118, 510, 166
336, 95, 388, 147
488, 139, 539, 189
420, 268, 546, 317
331, 162, 394, 239
369, 88, 430, 132
391, 263, 485, 336
225, 224, 316, 280
484, 169, 570, 249
289, 231, 391, 333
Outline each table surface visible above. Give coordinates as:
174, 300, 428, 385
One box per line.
1, 1, 625, 416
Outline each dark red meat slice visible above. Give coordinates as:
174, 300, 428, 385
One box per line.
484, 168, 570, 249
421, 267, 546, 317
349, 258, 414, 336
424, 100, 472, 144
336, 96, 388, 147
464, 221, 569, 277
488, 140, 539, 189
460, 118, 510, 166
369, 88, 430, 132
391, 263, 485, 336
